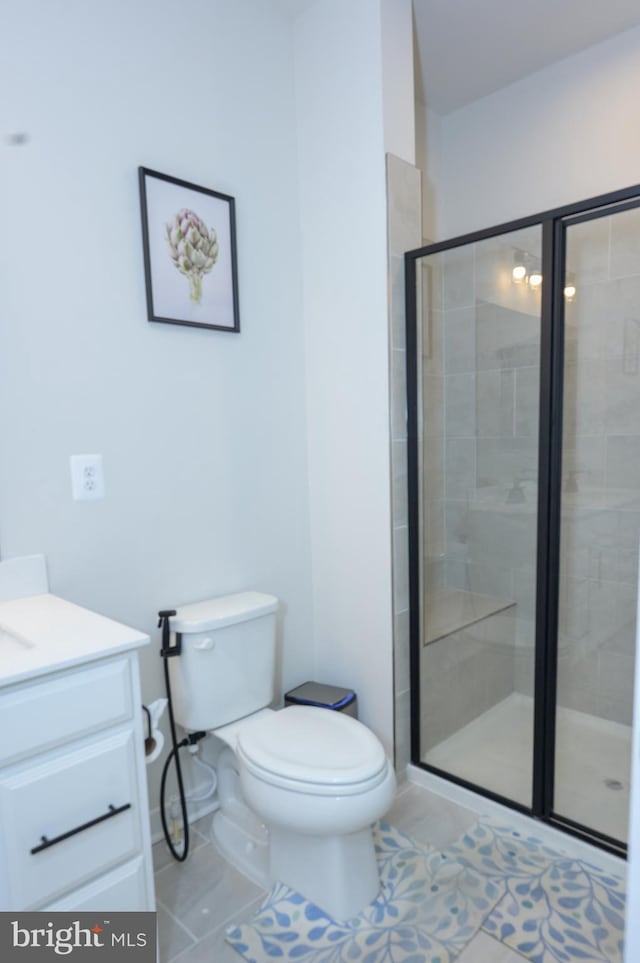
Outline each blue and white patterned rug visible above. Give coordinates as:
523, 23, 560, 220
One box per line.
225, 819, 626, 963
444, 819, 626, 963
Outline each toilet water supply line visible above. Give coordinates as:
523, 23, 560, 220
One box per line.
186, 751, 218, 801
158, 609, 212, 862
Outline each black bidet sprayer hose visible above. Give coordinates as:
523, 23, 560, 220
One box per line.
158, 609, 206, 862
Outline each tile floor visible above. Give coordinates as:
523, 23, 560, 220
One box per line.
153, 780, 531, 962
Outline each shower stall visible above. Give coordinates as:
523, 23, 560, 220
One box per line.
405, 184, 640, 855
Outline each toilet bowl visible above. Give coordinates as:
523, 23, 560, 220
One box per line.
213, 705, 396, 921
167, 592, 397, 921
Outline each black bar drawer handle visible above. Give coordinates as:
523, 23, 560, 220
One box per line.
30, 803, 132, 855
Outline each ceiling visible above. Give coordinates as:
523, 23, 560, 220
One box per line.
413, 0, 640, 113
277, 0, 640, 115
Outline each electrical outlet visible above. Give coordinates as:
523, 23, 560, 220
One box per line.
70, 454, 105, 501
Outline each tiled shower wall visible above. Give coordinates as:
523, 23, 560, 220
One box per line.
419, 257, 445, 593
415, 216, 640, 732
557, 209, 640, 725
387, 154, 421, 775
435, 235, 541, 701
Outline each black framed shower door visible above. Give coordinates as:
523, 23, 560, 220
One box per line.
405, 183, 640, 857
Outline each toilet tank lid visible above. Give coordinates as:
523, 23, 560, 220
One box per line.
170, 592, 278, 633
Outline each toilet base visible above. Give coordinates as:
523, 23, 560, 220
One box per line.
212, 800, 270, 889
269, 823, 380, 922
211, 723, 394, 921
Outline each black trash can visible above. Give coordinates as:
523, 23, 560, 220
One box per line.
284, 681, 358, 719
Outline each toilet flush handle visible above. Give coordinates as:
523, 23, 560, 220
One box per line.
192, 637, 215, 650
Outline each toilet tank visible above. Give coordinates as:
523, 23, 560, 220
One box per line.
167, 592, 278, 731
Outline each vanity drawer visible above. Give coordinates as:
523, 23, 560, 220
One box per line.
44, 857, 149, 911
0, 657, 132, 766
0, 729, 140, 909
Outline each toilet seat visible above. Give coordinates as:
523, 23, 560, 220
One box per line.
236, 705, 388, 795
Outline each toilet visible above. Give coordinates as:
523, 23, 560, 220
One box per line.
168, 592, 396, 921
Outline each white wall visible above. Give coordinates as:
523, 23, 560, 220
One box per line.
293, 0, 395, 754
1, 0, 414, 803
625, 558, 640, 960
415, 101, 441, 243
424, 24, 640, 239
381, 0, 415, 165
0, 0, 315, 806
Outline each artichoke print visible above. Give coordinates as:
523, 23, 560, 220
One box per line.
165, 208, 218, 303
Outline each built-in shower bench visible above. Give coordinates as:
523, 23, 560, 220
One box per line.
421, 587, 518, 753
424, 587, 516, 645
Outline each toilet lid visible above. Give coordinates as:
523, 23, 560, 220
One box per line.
236, 705, 387, 787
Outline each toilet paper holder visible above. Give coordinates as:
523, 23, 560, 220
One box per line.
142, 698, 168, 763
143, 705, 154, 754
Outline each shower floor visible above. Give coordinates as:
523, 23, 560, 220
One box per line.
424, 692, 631, 844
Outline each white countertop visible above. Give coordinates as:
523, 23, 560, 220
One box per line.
0, 593, 150, 688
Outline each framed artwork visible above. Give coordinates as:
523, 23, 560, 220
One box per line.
138, 167, 240, 332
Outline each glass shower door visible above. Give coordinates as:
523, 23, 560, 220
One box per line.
415, 225, 542, 808
554, 203, 640, 845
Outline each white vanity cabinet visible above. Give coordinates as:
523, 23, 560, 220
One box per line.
0, 591, 155, 911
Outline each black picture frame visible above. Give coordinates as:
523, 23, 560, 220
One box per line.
138, 167, 240, 332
